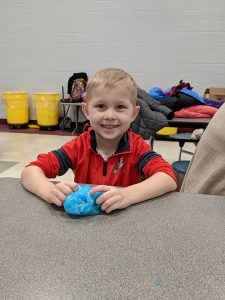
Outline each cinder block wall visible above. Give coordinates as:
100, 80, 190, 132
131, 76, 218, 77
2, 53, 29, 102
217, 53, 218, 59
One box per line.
1, 0, 225, 120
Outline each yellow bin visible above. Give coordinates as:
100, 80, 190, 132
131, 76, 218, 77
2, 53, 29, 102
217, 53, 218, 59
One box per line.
156, 127, 178, 135
33, 93, 61, 126
2, 92, 29, 125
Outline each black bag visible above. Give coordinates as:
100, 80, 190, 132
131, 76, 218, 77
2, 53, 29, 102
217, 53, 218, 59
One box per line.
59, 117, 72, 131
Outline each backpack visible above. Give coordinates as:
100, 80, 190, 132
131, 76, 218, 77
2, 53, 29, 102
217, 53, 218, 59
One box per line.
67, 72, 88, 102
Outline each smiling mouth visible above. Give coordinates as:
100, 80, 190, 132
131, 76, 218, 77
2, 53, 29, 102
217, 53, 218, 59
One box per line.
101, 124, 119, 129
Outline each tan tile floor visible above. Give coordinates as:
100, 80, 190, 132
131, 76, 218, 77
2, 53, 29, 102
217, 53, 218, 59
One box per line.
0, 132, 196, 181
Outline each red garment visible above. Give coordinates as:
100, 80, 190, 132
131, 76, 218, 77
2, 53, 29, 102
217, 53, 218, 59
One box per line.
166, 80, 193, 96
174, 105, 218, 118
27, 129, 177, 187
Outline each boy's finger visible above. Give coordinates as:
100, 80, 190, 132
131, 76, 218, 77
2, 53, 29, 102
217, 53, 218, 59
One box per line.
54, 189, 67, 201
64, 181, 78, 191
71, 182, 78, 192
95, 194, 106, 205
52, 197, 63, 207
58, 185, 73, 196
101, 197, 117, 210
90, 185, 110, 194
59, 182, 78, 195
105, 203, 119, 213
96, 190, 113, 205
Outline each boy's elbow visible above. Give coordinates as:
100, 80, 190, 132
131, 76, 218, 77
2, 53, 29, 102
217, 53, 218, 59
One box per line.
21, 166, 30, 186
169, 176, 177, 191
21, 166, 43, 186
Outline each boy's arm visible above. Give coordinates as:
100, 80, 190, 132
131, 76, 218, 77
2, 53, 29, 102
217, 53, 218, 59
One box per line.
21, 166, 56, 202
91, 172, 177, 213
122, 172, 177, 206
21, 166, 76, 206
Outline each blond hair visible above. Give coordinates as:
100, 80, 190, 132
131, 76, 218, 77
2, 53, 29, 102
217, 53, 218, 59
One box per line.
86, 68, 137, 104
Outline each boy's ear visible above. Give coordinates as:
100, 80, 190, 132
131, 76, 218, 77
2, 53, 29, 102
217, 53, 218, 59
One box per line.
131, 105, 140, 121
82, 102, 90, 120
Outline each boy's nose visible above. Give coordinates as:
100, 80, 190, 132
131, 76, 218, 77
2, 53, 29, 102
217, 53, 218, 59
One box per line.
104, 108, 116, 119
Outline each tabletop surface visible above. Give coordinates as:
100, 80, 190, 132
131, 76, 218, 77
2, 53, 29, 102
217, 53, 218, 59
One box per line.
168, 117, 211, 128
1, 177, 225, 299
60, 101, 82, 106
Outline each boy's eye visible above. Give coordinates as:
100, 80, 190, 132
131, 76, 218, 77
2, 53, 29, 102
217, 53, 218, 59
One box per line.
117, 105, 126, 110
96, 104, 105, 109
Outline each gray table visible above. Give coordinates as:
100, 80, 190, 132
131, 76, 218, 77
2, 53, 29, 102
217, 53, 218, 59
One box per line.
1, 177, 225, 299
168, 117, 211, 129
150, 117, 211, 149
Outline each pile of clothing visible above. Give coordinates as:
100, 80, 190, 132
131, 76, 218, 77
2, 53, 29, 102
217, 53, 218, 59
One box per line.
148, 80, 222, 118
131, 81, 223, 140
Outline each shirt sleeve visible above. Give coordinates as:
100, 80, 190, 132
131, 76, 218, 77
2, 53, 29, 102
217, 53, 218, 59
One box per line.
135, 135, 177, 185
142, 155, 177, 184
26, 151, 61, 178
26, 138, 78, 178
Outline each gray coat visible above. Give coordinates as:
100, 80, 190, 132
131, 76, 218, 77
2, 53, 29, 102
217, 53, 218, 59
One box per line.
181, 104, 225, 195
131, 88, 174, 139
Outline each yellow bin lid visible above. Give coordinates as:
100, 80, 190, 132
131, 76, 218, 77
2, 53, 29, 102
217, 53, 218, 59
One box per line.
33, 93, 61, 102
3, 91, 28, 101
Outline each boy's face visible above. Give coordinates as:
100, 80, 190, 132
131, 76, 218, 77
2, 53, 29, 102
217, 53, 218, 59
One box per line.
82, 84, 140, 145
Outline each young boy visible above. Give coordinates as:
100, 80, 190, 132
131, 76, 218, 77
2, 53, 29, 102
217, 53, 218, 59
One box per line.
21, 68, 177, 213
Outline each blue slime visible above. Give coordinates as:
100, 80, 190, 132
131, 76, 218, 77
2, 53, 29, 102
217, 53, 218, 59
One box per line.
64, 184, 103, 216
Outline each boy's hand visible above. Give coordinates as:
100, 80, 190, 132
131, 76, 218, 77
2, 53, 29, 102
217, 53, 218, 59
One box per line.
48, 181, 78, 207
90, 185, 128, 213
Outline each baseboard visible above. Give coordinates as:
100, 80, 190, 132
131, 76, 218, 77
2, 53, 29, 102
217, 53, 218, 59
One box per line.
0, 119, 7, 124
0, 119, 37, 125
